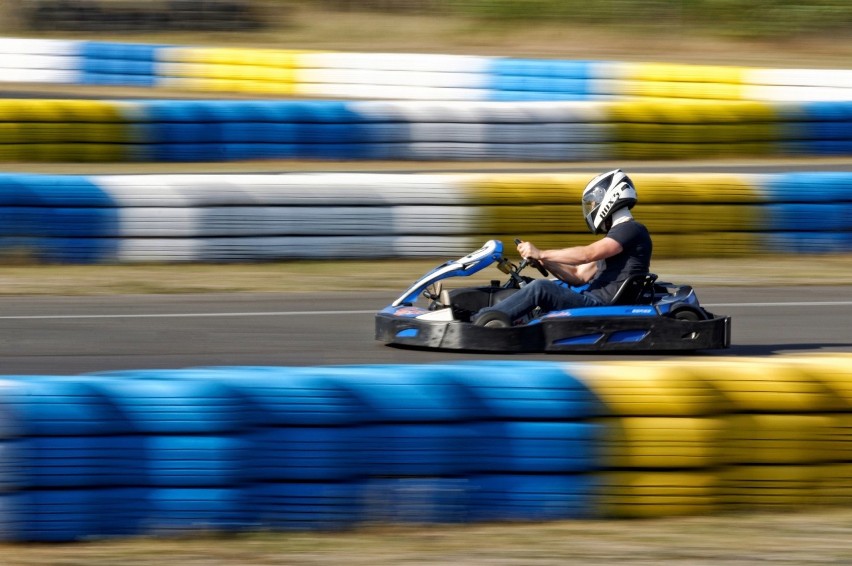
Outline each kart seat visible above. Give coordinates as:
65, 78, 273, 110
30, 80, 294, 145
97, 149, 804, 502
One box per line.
609, 273, 658, 306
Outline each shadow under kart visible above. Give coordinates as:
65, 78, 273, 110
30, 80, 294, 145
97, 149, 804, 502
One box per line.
375, 240, 731, 353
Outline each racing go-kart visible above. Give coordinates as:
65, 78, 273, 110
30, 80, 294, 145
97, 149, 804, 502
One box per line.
375, 240, 731, 353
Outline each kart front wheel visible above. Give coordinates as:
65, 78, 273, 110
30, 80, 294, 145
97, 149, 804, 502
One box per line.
670, 307, 705, 322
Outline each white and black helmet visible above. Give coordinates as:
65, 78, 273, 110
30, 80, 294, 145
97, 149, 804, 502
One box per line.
581, 169, 638, 234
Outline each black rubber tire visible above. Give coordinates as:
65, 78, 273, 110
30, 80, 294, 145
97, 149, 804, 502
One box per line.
473, 311, 512, 328
671, 308, 704, 322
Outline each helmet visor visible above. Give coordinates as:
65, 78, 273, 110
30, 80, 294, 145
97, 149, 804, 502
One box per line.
582, 185, 606, 220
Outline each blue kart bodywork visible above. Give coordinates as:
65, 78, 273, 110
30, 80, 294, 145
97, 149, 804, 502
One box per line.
375, 240, 731, 353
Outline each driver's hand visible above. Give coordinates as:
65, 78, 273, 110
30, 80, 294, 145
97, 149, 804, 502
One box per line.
517, 241, 541, 261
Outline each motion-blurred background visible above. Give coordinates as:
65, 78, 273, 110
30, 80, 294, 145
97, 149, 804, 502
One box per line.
1, 0, 851, 264
2, 3, 852, 558
4, 0, 852, 40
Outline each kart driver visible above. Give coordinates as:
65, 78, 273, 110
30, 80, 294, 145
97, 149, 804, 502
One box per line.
473, 169, 653, 328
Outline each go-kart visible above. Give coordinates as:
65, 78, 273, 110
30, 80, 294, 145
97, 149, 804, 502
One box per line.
375, 240, 731, 353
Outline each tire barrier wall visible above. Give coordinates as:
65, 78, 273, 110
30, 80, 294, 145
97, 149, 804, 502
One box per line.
1, 171, 850, 263
1, 356, 850, 541
3, 38, 852, 102
1, 98, 851, 163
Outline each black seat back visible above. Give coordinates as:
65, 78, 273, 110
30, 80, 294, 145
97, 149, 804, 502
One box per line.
610, 273, 658, 306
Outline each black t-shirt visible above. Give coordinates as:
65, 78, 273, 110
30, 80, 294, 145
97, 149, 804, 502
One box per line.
583, 220, 653, 304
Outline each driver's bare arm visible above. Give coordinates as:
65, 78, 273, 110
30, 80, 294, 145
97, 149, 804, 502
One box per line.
542, 260, 597, 285
574, 261, 599, 283
516, 238, 622, 285
540, 238, 622, 265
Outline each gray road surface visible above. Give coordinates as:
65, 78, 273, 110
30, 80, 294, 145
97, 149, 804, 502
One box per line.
0, 286, 850, 375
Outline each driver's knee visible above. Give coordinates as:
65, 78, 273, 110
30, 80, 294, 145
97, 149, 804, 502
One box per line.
527, 278, 570, 311
526, 278, 558, 298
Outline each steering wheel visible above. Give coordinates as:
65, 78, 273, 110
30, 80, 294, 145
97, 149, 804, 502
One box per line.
514, 238, 549, 277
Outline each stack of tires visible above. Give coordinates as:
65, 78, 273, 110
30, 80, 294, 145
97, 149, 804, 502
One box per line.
0, 173, 119, 263
794, 356, 852, 507
572, 364, 728, 518
0, 377, 145, 541
193, 367, 369, 531
330, 365, 478, 524
685, 361, 842, 510
90, 375, 251, 534
3, 358, 852, 541
452, 362, 601, 522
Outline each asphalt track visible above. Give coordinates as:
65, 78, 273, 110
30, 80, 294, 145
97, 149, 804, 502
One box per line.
0, 286, 850, 375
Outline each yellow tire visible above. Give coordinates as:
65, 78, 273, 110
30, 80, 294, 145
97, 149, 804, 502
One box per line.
599, 416, 725, 469
720, 414, 837, 465
571, 363, 729, 417
719, 465, 820, 509
681, 360, 842, 413
598, 470, 720, 518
